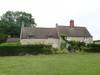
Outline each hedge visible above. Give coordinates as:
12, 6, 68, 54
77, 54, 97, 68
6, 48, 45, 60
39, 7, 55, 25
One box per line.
87, 43, 100, 52
0, 43, 52, 56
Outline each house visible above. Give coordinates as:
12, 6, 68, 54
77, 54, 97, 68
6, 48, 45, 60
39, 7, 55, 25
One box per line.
20, 20, 93, 48
7, 38, 20, 43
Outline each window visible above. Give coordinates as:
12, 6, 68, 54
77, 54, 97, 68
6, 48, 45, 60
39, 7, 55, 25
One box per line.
28, 35, 34, 39
48, 35, 53, 39
66, 37, 70, 40
84, 37, 88, 40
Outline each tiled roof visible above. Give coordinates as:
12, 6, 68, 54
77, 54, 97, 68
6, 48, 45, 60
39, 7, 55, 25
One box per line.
7, 38, 20, 43
21, 25, 92, 39
58, 25, 92, 37
21, 27, 59, 39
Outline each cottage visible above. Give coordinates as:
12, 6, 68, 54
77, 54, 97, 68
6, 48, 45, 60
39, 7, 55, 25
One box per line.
20, 20, 93, 48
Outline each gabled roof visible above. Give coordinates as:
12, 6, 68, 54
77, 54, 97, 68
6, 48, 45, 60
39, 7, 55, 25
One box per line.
7, 38, 20, 43
21, 24, 92, 39
21, 27, 59, 39
57, 25, 92, 37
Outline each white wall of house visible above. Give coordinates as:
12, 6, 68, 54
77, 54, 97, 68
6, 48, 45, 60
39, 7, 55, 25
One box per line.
67, 37, 93, 43
20, 39, 60, 48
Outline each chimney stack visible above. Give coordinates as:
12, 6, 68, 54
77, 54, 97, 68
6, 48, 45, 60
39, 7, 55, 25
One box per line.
70, 19, 74, 28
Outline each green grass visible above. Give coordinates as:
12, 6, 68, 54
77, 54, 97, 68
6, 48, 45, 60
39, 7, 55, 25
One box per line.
0, 53, 100, 75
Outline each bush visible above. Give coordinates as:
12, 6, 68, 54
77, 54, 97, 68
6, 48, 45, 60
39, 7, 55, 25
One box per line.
56, 49, 63, 54
87, 43, 100, 52
56, 49, 68, 54
0, 43, 52, 56
0, 33, 7, 44
80, 46, 91, 52
60, 42, 66, 50
52, 48, 58, 52
0, 42, 21, 46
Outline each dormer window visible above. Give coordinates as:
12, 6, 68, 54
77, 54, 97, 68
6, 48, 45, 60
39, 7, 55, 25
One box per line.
27, 32, 34, 39
48, 35, 53, 39
28, 35, 34, 39
47, 32, 53, 39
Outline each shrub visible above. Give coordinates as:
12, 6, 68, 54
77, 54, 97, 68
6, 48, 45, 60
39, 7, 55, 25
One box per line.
62, 49, 68, 54
56, 49, 68, 54
52, 48, 58, 51
80, 46, 91, 52
56, 49, 63, 54
0, 43, 52, 56
87, 43, 100, 52
0, 33, 7, 44
60, 42, 66, 50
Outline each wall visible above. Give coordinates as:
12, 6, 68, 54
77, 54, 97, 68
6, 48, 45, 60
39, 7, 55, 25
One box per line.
69, 37, 93, 43
20, 39, 60, 48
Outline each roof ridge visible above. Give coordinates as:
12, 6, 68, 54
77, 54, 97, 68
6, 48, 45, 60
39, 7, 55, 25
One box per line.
24, 27, 56, 29
58, 25, 85, 28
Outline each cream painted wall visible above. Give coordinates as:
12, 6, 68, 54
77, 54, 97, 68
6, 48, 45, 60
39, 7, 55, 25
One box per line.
67, 37, 93, 43
20, 39, 60, 48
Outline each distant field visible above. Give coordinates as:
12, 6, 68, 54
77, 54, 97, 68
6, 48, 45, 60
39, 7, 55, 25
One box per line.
0, 53, 100, 75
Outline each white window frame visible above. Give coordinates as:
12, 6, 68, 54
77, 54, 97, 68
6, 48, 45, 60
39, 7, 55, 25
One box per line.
84, 37, 88, 40
66, 37, 71, 40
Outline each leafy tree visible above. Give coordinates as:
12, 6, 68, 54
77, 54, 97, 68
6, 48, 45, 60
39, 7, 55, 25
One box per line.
1, 11, 36, 27
0, 11, 36, 38
0, 33, 7, 44
0, 21, 21, 38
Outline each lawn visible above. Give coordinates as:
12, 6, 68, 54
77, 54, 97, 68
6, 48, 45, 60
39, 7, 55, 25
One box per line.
0, 53, 100, 75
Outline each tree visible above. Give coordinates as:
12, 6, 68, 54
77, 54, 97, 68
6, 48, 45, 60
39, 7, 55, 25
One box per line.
0, 21, 21, 38
0, 33, 7, 44
0, 11, 36, 38
1, 11, 36, 27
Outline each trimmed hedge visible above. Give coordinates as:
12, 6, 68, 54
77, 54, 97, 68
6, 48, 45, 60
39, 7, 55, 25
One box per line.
87, 43, 100, 52
81, 43, 100, 53
0, 43, 52, 56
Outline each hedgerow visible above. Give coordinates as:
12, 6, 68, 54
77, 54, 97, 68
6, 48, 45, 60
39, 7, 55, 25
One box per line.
0, 43, 52, 56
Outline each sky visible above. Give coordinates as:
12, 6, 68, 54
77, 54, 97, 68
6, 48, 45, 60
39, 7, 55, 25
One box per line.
0, 0, 100, 40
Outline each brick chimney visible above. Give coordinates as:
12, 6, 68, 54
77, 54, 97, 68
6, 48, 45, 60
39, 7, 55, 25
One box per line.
70, 19, 74, 28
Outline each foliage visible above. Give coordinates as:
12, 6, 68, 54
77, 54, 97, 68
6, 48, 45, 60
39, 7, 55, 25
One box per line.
80, 46, 91, 52
60, 34, 86, 52
60, 34, 68, 42
0, 21, 21, 37
0, 42, 21, 46
1, 11, 36, 27
80, 43, 100, 53
60, 42, 66, 50
0, 43, 52, 56
60, 34, 66, 39
87, 43, 100, 52
56, 49, 63, 54
56, 49, 68, 54
93, 40, 100, 42
0, 33, 7, 44
52, 48, 58, 51
68, 41, 86, 52
0, 11, 36, 38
